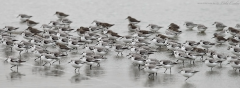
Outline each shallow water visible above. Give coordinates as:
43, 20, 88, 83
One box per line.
0, 0, 240, 88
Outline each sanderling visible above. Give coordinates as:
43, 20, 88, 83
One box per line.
197, 24, 207, 33
3, 26, 19, 37
6, 56, 26, 71
204, 58, 221, 71
68, 60, 85, 73
179, 68, 199, 81
146, 24, 163, 32
184, 21, 197, 29
159, 60, 178, 74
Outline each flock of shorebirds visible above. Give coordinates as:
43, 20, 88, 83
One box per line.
2, 11, 240, 81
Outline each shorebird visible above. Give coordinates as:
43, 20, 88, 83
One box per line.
197, 24, 207, 33
236, 24, 240, 30
184, 21, 197, 29
13, 43, 26, 55
91, 20, 114, 29
226, 27, 240, 36
183, 40, 200, 47
204, 58, 222, 71
159, 60, 178, 73
114, 44, 128, 56
49, 21, 61, 29
92, 55, 107, 66
1, 38, 18, 52
191, 47, 207, 60
146, 24, 163, 32
41, 24, 52, 32
199, 40, 215, 51
227, 46, 240, 56
80, 56, 98, 70
143, 64, 161, 78
179, 68, 199, 81
6, 56, 26, 71
156, 33, 169, 39
54, 11, 69, 20
89, 26, 101, 33
41, 53, 57, 66
213, 22, 227, 31
227, 37, 239, 45
212, 35, 227, 44
61, 18, 72, 28
228, 59, 240, 72
56, 42, 71, 55
25, 19, 39, 27
128, 24, 139, 32
129, 55, 146, 69
25, 27, 42, 35
3, 26, 19, 37
68, 60, 85, 72
17, 14, 32, 22
174, 50, 188, 66
126, 16, 140, 24
151, 37, 167, 49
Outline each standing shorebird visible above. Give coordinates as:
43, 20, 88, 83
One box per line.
6, 56, 26, 71
184, 21, 197, 29
25, 19, 39, 27
54, 11, 69, 20
213, 22, 227, 31
179, 68, 199, 81
68, 60, 85, 73
159, 60, 178, 74
17, 14, 32, 22
146, 24, 163, 32
126, 16, 140, 24
197, 24, 207, 33
3, 26, 19, 37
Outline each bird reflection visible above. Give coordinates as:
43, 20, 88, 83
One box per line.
197, 32, 206, 36
70, 73, 89, 83
31, 65, 65, 77
84, 66, 105, 77
161, 74, 175, 84
8, 71, 25, 80
227, 70, 240, 77
143, 76, 161, 87
205, 70, 221, 76
129, 65, 145, 80
181, 82, 196, 88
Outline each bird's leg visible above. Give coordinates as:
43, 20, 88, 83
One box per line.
164, 68, 167, 73
11, 65, 16, 68
19, 51, 22, 55
10, 47, 12, 52
17, 65, 18, 72
185, 77, 190, 81
90, 65, 92, 70
43, 62, 47, 66
170, 68, 172, 74
182, 60, 185, 66
138, 64, 141, 70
